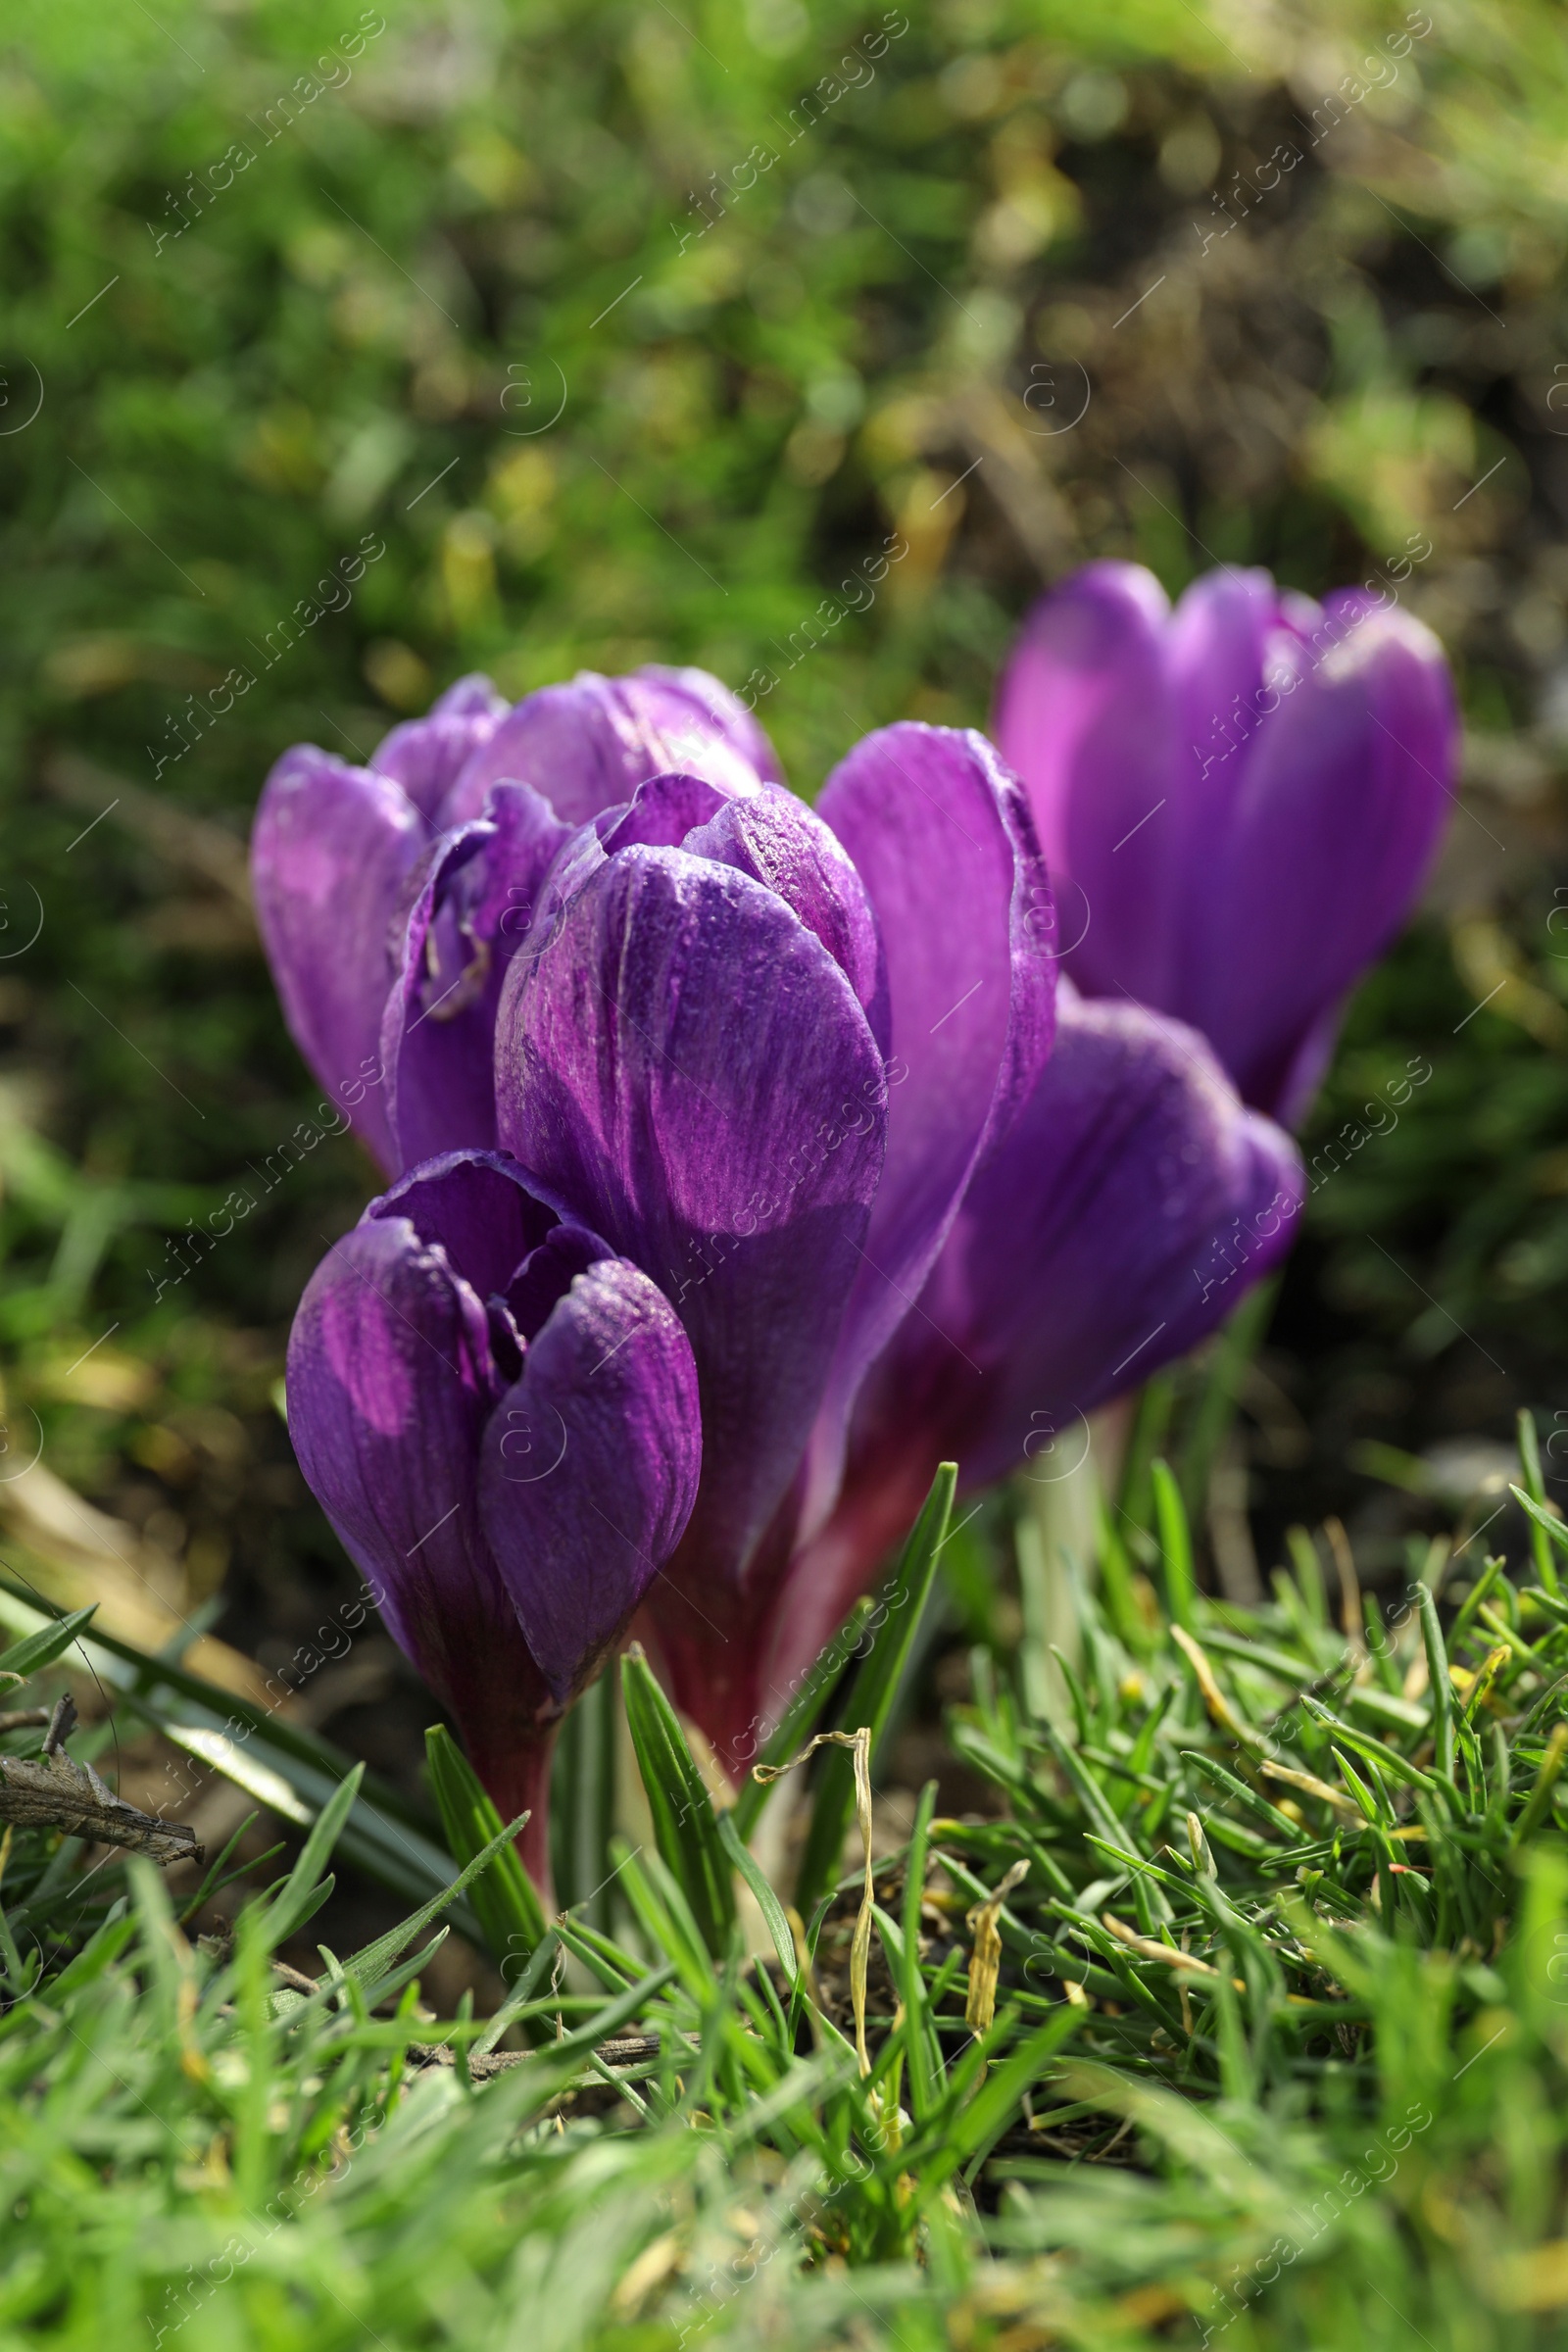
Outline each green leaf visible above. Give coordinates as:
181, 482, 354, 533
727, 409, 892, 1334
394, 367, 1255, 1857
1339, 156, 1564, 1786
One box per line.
900, 1780, 939, 2122
261, 1765, 364, 1950
794, 1463, 956, 1922
343, 1801, 537, 1998
1178, 1276, 1278, 1517
1095, 1495, 1144, 1655
915, 2008, 1081, 2185
550, 1670, 616, 1927
1517, 1414, 1562, 1595
717, 1809, 797, 1985
1417, 1581, 1455, 1784
1301, 1699, 1437, 1792
1182, 1751, 1303, 1841
1152, 1459, 1195, 1631
620, 1646, 735, 1958
1512, 1483, 1568, 1563
0, 1604, 99, 1685
425, 1725, 550, 1977
1331, 1744, 1384, 1828
612, 1838, 713, 2004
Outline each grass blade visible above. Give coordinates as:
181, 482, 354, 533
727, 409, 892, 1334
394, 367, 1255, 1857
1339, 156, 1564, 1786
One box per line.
620, 1645, 735, 1957
344, 1804, 536, 1996
1517, 1412, 1562, 1595
717, 1811, 797, 1985
550, 1670, 616, 1927
425, 1725, 549, 1972
0, 1604, 99, 1684
1417, 1580, 1455, 1784
1152, 1459, 1195, 1631
0, 1579, 466, 1920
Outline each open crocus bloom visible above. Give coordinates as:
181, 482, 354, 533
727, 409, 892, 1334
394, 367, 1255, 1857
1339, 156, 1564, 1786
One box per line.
251, 664, 780, 1173
491, 722, 1058, 1763
285, 1149, 699, 1885
994, 562, 1457, 1123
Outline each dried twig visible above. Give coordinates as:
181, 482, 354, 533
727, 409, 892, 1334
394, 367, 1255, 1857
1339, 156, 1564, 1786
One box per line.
404, 2032, 661, 2082
0, 1709, 202, 1865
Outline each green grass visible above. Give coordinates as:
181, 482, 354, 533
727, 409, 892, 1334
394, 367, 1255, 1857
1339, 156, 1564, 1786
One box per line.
5, 1450, 1568, 2347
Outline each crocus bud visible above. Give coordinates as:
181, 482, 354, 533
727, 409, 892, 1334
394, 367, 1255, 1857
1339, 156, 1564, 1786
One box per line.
994, 562, 1457, 1122
284, 1148, 700, 1886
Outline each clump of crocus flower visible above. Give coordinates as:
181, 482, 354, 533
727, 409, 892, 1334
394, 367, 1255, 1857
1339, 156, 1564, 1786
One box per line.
993, 563, 1456, 1123
251, 592, 1450, 1833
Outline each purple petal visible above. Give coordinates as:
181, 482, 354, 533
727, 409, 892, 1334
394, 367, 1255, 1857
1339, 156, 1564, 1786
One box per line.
766, 992, 1304, 1696
378, 782, 575, 1169
285, 1209, 551, 1759
493, 846, 886, 1609
1188, 602, 1455, 1118
441, 666, 778, 829
1166, 567, 1286, 770
806, 723, 1056, 1523
638, 663, 787, 786
578, 774, 883, 1026
994, 563, 1180, 1006
685, 787, 884, 1034
478, 1258, 701, 1700
922, 992, 1303, 1470
251, 747, 425, 1171
371, 673, 509, 823
504, 1223, 610, 1341
600, 770, 739, 852
371, 1147, 571, 1303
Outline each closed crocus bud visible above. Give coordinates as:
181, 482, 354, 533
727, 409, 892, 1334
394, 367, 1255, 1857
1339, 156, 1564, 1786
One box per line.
285, 1149, 700, 1887
994, 563, 1457, 1123
493, 725, 1056, 1768
764, 985, 1305, 1700
250, 666, 780, 1174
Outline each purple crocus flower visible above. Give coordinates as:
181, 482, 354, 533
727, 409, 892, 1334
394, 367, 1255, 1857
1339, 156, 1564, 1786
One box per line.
250, 665, 779, 1175
993, 563, 1457, 1123
284, 1149, 700, 1885
263, 673, 1306, 1794
487, 721, 1051, 1763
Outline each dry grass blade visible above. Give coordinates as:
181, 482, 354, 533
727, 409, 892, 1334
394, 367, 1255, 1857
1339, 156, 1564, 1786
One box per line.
1170, 1624, 1265, 1750
1324, 1518, 1365, 1653
965, 1858, 1030, 2032
756, 1726, 875, 2074
1258, 1759, 1362, 1817
1101, 1912, 1229, 1981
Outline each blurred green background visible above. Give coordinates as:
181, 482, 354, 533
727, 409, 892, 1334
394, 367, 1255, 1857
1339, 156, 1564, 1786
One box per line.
0, 0, 1565, 1788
